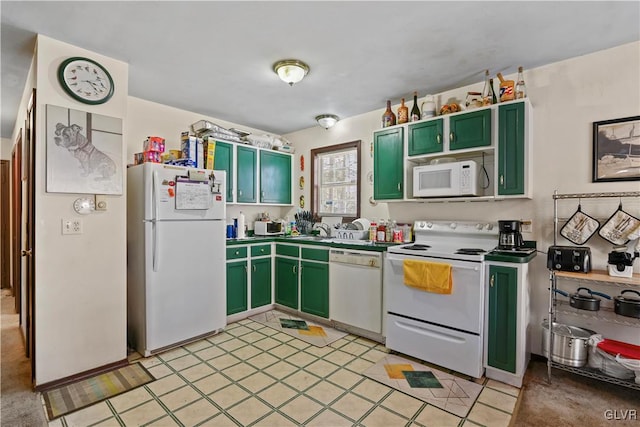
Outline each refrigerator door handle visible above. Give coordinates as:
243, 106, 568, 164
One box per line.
152, 169, 160, 222
152, 169, 159, 272
153, 222, 159, 272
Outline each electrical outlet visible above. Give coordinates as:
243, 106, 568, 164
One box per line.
521, 220, 533, 233
62, 218, 83, 235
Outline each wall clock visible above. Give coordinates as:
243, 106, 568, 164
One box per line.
58, 57, 114, 104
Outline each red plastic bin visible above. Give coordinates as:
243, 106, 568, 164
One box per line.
597, 339, 640, 360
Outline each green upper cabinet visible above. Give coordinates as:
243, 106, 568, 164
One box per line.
373, 127, 404, 200
251, 257, 272, 309
275, 256, 298, 309
408, 119, 444, 156
260, 151, 292, 204
237, 145, 257, 203
214, 141, 234, 202
449, 109, 491, 150
498, 102, 526, 195
487, 265, 518, 374
300, 260, 329, 318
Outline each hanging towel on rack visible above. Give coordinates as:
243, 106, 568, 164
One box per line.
403, 259, 452, 294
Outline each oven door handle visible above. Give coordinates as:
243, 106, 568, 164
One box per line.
386, 254, 480, 271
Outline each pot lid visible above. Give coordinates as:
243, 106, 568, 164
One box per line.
543, 321, 597, 339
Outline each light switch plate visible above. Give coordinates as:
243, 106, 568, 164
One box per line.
62, 218, 82, 235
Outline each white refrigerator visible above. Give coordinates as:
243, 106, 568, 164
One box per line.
127, 163, 226, 356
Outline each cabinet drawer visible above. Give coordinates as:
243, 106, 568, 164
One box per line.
226, 246, 248, 260
301, 247, 329, 262
251, 244, 272, 257
276, 244, 299, 257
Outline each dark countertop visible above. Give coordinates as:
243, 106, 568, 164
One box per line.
226, 236, 398, 253
485, 241, 538, 263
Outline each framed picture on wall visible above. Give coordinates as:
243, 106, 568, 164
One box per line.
593, 115, 640, 182
46, 104, 123, 194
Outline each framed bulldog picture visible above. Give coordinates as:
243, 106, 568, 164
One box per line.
46, 104, 123, 194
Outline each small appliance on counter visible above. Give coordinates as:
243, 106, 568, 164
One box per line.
498, 220, 524, 249
607, 247, 638, 278
254, 221, 284, 236
547, 245, 592, 273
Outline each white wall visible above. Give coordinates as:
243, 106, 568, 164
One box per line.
285, 41, 640, 352
1, 138, 11, 160
31, 35, 129, 385
126, 97, 293, 226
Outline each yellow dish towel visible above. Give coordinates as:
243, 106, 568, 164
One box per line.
403, 259, 452, 294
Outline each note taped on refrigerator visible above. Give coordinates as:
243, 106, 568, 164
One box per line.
175, 178, 213, 210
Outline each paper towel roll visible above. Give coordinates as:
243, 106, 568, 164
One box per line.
237, 211, 245, 239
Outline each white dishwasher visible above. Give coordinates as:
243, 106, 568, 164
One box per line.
329, 248, 383, 334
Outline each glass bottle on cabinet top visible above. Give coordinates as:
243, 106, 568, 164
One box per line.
482, 70, 494, 106
382, 100, 396, 127
410, 91, 421, 122
397, 98, 408, 124
515, 66, 527, 99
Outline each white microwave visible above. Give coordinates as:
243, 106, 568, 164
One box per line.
413, 160, 480, 198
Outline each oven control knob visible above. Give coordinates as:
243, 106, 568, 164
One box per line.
425, 222, 432, 228
485, 224, 494, 230
476, 223, 483, 230
450, 222, 457, 229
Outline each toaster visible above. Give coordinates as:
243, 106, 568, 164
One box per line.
547, 245, 591, 273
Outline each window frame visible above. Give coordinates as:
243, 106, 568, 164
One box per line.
310, 140, 361, 223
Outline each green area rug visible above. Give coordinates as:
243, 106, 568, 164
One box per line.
42, 363, 155, 420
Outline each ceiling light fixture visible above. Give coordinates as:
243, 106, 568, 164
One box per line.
273, 59, 309, 86
315, 114, 339, 129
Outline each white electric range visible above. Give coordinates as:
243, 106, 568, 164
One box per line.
384, 220, 499, 378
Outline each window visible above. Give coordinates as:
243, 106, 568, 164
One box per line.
311, 140, 361, 222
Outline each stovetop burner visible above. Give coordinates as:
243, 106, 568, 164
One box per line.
455, 248, 487, 255
402, 244, 431, 251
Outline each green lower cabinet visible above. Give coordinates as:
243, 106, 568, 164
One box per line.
300, 261, 329, 318
226, 260, 248, 315
275, 257, 298, 309
251, 257, 272, 308
487, 265, 518, 373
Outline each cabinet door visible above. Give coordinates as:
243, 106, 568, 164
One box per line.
260, 151, 292, 204
237, 146, 257, 203
251, 257, 272, 308
226, 260, 248, 315
300, 261, 329, 318
408, 119, 444, 156
373, 127, 404, 200
487, 265, 517, 373
449, 109, 491, 150
214, 141, 234, 202
275, 257, 298, 309
498, 102, 525, 195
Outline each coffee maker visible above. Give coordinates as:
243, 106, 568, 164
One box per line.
498, 220, 524, 250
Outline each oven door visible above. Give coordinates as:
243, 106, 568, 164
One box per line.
384, 252, 485, 333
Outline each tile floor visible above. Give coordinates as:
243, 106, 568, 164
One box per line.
44, 317, 521, 427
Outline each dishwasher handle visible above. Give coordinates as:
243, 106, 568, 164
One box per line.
329, 251, 382, 268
